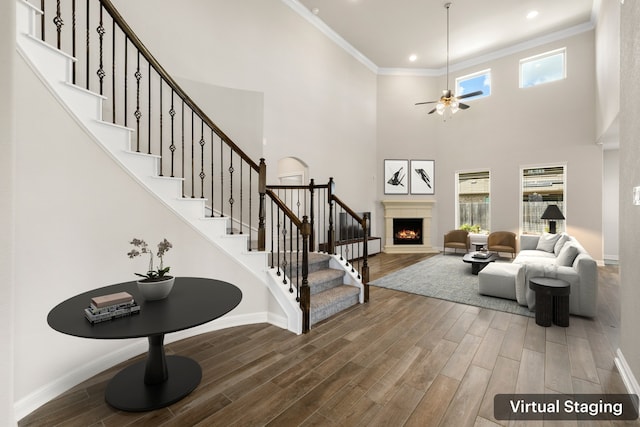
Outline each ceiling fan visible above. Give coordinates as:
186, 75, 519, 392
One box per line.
415, 2, 482, 116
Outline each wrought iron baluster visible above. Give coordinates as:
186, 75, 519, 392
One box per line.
210, 129, 215, 217
181, 101, 185, 196
96, 5, 105, 95
111, 17, 115, 123
134, 52, 141, 152
199, 121, 205, 198
123, 36, 128, 126
169, 90, 176, 177
229, 151, 234, 230
72, 0, 76, 83
54, 0, 63, 49
219, 138, 224, 216
147, 61, 151, 154
159, 79, 163, 176
190, 110, 194, 198
270, 201, 275, 268
85, 0, 89, 90
40, 0, 45, 42
239, 161, 243, 234
248, 168, 252, 247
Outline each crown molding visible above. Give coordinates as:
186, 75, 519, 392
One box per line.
282, 0, 595, 78
280, 0, 379, 74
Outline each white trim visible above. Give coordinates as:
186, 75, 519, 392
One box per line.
615, 348, 640, 412
280, 0, 378, 73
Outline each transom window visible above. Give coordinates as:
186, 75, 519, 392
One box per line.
520, 165, 566, 234
455, 69, 491, 101
519, 48, 566, 88
456, 170, 490, 233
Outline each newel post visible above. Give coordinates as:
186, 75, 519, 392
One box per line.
301, 216, 311, 333
327, 177, 335, 254
362, 213, 370, 303
258, 158, 266, 251
309, 179, 315, 252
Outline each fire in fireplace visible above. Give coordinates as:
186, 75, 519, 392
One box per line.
393, 218, 423, 245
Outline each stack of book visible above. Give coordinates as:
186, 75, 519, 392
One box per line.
472, 251, 492, 259
84, 291, 140, 324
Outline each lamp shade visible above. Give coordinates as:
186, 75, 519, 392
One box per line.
541, 204, 565, 220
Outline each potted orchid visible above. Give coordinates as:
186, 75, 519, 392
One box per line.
127, 238, 174, 300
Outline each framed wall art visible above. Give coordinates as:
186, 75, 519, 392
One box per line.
384, 159, 408, 194
410, 160, 435, 195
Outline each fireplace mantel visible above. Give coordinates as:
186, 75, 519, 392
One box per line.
381, 200, 438, 254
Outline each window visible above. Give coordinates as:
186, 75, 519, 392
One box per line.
456, 170, 490, 232
455, 69, 491, 101
520, 165, 566, 234
519, 48, 566, 88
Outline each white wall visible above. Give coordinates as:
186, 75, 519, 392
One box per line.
595, 0, 620, 140
619, 0, 640, 394
602, 149, 619, 262
13, 54, 277, 415
110, 0, 379, 227
1, 0, 16, 424
376, 30, 603, 260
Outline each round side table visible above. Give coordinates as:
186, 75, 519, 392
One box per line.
528, 277, 570, 327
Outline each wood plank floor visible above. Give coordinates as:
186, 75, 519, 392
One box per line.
20, 254, 637, 427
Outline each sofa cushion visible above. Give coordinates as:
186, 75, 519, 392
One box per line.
553, 233, 570, 256
536, 233, 560, 253
556, 243, 579, 267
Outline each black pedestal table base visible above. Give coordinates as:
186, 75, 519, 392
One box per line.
105, 355, 201, 411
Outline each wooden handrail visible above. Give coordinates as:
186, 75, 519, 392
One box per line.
98, 0, 259, 171
332, 194, 364, 226
265, 189, 304, 230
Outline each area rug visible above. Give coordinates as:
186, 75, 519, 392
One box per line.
370, 254, 533, 317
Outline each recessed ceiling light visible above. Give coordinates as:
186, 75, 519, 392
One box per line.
527, 10, 539, 20
311, 7, 320, 15
409, 54, 417, 62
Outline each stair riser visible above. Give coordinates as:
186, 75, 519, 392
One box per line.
310, 293, 359, 326
310, 277, 344, 295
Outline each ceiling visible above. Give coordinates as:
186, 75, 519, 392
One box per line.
294, 0, 596, 72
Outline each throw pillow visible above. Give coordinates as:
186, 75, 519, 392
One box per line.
553, 233, 570, 256
536, 233, 561, 253
556, 243, 579, 267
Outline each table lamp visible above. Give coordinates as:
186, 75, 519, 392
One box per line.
541, 204, 565, 234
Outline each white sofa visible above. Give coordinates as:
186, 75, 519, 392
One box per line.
479, 233, 598, 317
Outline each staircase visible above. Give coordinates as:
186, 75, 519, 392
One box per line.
15, 0, 367, 334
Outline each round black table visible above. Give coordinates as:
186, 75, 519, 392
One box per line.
529, 276, 570, 327
47, 277, 242, 412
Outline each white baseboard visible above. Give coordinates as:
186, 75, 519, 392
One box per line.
615, 348, 640, 399
14, 313, 289, 423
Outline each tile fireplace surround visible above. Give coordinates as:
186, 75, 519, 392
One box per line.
382, 200, 438, 254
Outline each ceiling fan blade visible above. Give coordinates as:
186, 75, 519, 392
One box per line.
428, 107, 437, 114
415, 100, 438, 105
459, 103, 470, 110
457, 90, 483, 100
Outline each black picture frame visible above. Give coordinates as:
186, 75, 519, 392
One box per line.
410, 160, 435, 195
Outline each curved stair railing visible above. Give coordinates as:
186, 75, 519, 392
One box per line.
23, 0, 369, 333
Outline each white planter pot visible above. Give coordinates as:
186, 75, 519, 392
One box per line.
136, 276, 175, 301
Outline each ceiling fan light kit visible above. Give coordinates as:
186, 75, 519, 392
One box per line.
415, 2, 482, 120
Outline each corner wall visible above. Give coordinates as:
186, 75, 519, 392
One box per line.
618, 0, 640, 394
1, 0, 16, 424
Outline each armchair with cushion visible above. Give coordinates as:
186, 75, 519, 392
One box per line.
443, 230, 470, 254
487, 231, 517, 258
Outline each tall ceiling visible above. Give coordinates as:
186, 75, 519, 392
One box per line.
294, 0, 596, 72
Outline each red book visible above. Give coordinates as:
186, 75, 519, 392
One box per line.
91, 292, 134, 308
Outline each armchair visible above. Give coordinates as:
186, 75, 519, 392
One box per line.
487, 231, 517, 258
443, 230, 470, 254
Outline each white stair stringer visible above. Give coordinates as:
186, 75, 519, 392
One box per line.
15, 0, 299, 334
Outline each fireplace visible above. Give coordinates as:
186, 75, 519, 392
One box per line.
382, 200, 437, 254
393, 218, 423, 245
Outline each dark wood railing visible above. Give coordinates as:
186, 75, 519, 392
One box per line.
30, 0, 368, 332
